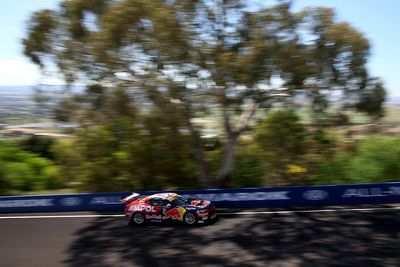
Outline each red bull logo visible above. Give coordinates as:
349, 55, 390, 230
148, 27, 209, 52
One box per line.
162, 207, 186, 221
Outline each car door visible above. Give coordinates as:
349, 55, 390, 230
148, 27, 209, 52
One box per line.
145, 198, 164, 221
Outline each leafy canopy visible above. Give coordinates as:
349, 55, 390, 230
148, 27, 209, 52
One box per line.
22, 0, 386, 187
23, 0, 384, 115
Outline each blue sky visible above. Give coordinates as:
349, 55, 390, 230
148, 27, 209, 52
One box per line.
0, 0, 399, 96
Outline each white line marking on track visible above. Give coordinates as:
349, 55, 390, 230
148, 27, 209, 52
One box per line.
0, 214, 124, 219
220, 206, 400, 215
0, 206, 399, 219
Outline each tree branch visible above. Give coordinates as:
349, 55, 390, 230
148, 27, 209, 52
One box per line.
237, 102, 261, 134
222, 105, 233, 135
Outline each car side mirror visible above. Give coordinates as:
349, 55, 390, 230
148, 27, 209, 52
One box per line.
165, 204, 171, 209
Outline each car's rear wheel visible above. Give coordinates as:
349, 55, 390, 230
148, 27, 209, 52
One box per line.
130, 213, 145, 226
183, 212, 197, 225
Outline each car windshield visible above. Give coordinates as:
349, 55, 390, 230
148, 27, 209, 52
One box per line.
172, 196, 189, 206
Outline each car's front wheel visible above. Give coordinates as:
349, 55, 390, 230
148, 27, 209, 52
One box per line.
183, 212, 197, 225
130, 213, 146, 226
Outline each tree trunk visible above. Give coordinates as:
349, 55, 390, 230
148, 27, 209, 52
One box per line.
216, 102, 260, 187
216, 132, 238, 187
186, 115, 210, 188
172, 100, 210, 188
192, 135, 210, 188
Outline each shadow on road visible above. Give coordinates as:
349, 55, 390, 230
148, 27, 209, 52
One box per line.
64, 209, 400, 267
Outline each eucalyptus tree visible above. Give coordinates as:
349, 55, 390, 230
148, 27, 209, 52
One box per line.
23, 0, 385, 187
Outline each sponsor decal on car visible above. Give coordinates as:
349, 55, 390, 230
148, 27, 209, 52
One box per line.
196, 211, 209, 217
191, 199, 210, 208
129, 205, 157, 213
162, 207, 186, 221
145, 214, 162, 220
152, 193, 180, 202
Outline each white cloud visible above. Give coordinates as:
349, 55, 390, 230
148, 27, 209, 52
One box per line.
0, 59, 64, 86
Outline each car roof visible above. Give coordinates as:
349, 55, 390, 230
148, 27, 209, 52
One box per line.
146, 192, 181, 201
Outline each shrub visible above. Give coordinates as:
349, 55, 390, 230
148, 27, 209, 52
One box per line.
0, 141, 61, 194
230, 145, 264, 188
311, 136, 400, 185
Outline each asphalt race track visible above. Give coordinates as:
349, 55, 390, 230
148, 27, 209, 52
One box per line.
1, 206, 400, 267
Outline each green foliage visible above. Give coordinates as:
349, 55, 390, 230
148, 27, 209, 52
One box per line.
0, 162, 10, 195
135, 109, 199, 189
256, 109, 309, 185
0, 141, 62, 195
350, 136, 400, 181
50, 138, 82, 186
310, 154, 352, 185
53, 123, 140, 192
312, 136, 400, 184
356, 80, 387, 119
22, 0, 387, 188
22, 9, 57, 67
229, 144, 264, 188
308, 128, 337, 158
18, 135, 55, 159
257, 110, 307, 158
52, 106, 199, 192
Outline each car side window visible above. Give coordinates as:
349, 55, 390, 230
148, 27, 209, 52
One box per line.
161, 199, 170, 207
151, 198, 163, 206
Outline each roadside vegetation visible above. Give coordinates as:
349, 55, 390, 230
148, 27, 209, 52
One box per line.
0, 139, 61, 195
2, 109, 400, 195
1, 0, 399, 195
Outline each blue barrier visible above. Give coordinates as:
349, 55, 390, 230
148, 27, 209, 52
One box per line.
1, 182, 400, 213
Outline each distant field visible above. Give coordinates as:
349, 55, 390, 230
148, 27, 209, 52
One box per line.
384, 105, 400, 124
0, 85, 82, 124
1, 85, 399, 126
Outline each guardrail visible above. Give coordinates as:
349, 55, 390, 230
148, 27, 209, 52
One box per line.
1, 182, 400, 213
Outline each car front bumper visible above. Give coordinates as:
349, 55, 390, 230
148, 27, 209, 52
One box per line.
197, 209, 218, 223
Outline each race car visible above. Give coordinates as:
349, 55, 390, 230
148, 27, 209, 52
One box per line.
121, 192, 217, 226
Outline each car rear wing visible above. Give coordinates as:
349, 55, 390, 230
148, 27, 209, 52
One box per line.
120, 192, 140, 204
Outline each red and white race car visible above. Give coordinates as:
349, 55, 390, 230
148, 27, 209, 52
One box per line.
121, 192, 217, 226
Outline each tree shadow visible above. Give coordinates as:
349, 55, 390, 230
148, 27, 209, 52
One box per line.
64, 209, 400, 267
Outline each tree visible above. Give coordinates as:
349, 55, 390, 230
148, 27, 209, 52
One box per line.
23, 0, 385, 188
256, 109, 308, 185
356, 79, 387, 119
0, 162, 9, 195
229, 143, 264, 188
0, 141, 62, 194
50, 86, 199, 191
312, 136, 400, 185
49, 85, 141, 191
18, 135, 55, 159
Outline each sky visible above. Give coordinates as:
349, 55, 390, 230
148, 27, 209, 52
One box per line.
0, 0, 399, 96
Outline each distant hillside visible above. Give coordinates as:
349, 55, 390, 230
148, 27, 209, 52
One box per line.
0, 85, 83, 95
0, 85, 398, 125
0, 85, 398, 102
0, 85, 82, 124
0, 86, 33, 95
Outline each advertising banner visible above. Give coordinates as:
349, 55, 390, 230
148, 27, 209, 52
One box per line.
1, 182, 400, 213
